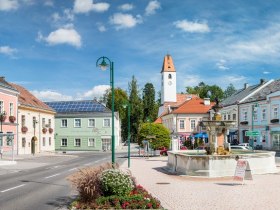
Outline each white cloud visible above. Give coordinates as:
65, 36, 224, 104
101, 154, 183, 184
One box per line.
173, 20, 210, 33
118, 3, 134, 11
263, 71, 271, 74
37, 25, 82, 48
51, 9, 74, 23
98, 25, 106, 32
77, 85, 110, 99
73, 0, 109, 14
44, 0, 53, 7
31, 90, 73, 102
110, 13, 142, 29
145, 0, 160, 16
0, 46, 17, 56
0, 0, 19, 11
216, 59, 229, 70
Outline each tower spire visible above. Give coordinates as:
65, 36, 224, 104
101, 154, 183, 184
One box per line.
161, 54, 176, 73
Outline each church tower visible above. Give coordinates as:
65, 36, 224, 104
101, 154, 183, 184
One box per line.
161, 54, 177, 104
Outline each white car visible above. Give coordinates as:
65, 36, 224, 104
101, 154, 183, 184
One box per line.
230, 145, 250, 150
238, 143, 249, 147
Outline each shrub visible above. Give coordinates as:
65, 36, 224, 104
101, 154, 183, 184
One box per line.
100, 169, 134, 196
68, 162, 117, 202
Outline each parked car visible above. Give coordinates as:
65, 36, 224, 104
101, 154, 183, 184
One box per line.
160, 147, 168, 156
230, 145, 250, 150
238, 143, 249, 147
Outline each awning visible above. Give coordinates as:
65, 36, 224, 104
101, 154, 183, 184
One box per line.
194, 132, 208, 138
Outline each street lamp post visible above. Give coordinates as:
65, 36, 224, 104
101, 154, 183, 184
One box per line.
123, 103, 131, 168
96, 56, 115, 164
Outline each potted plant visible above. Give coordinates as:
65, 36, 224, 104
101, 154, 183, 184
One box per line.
9, 116, 16, 123
21, 126, 28, 133
48, 127, 53, 134
42, 127, 47, 134
0, 113, 6, 122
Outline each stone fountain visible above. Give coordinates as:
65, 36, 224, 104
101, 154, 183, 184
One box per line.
167, 99, 278, 177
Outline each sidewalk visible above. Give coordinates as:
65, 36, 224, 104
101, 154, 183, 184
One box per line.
120, 156, 280, 210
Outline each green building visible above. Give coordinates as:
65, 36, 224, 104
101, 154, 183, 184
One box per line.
45, 100, 120, 151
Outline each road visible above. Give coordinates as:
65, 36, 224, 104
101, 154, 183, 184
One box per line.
0, 152, 127, 210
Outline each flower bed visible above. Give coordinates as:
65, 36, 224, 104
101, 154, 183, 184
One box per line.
68, 163, 162, 209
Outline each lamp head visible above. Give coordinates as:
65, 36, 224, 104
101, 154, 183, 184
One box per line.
98, 57, 109, 71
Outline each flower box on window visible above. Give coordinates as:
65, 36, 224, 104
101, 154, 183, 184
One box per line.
9, 116, 16, 123
240, 121, 248, 125
0, 114, 6, 122
21, 126, 28, 133
42, 127, 47, 134
270, 119, 279, 123
49, 127, 53, 134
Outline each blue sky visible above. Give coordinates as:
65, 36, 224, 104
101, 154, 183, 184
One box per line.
1, 0, 280, 101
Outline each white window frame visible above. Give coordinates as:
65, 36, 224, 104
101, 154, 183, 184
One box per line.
49, 137, 51, 146
88, 138, 95, 147
88, 119, 95, 127
9, 103, 14, 116
74, 118, 82, 128
233, 113, 237, 121
190, 119, 196, 131
42, 118, 46, 127
179, 119, 185, 129
42, 137, 46, 146
0, 101, 4, 113
262, 108, 266, 120
103, 119, 110, 127
61, 119, 68, 128
61, 138, 67, 147
74, 138, 81, 147
273, 106, 278, 119
242, 110, 248, 121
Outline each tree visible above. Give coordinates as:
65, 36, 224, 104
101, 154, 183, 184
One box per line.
142, 83, 158, 122
138, 123, 170, 149
224, 83, 237, 99
102, 87, 129, 140
129, 76, 143, 142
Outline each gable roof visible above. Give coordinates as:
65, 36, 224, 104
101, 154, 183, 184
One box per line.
221, 80, 270, 107
45, 100, 110, 114
161, 54, 176, 73
241, 79, 280, 104
9, 83, 54, 112
0, 77, 18, 92
172, 97, 214, 114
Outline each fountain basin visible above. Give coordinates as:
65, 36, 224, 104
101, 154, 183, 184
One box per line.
167, 150, 278, 177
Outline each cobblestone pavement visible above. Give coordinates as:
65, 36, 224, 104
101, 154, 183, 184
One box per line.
121, 156, 280, 210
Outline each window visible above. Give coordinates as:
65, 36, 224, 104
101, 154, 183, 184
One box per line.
43, 137, 46, 146
273, 107, 278, 119
0, 101, 3, 113
21, 115, 26, 126
88, 138, 95, 147
168, 74, 172, 79
223, 115, 226, 120
253, 108, 257, 121
48, 119, 51, 128
179, 120, 185, 129
243, 111, 248, 121
61, 138, 67, 146
33, 117, 37, 128
42, 118, 46, 127
228, 114, 231, 120
74, 119, 81, 127
22, 138, 26, 148
103, 119, 110, 127
61, 119, 67, 127
233, 114, 237, 121
49, 137, 51, 146
9, 103, 14, 116
262, 108, 266, 120
88, 119, 95, 127
75, 138, 81, 147
191, 120, 196, 130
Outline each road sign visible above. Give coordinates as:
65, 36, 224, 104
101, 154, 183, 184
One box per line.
245, 131, 260, 137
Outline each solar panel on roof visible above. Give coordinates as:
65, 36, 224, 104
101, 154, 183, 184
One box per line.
45, 100, 106, 113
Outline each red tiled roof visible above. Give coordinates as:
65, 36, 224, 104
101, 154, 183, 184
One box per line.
9, 83, 54, 112
172, 97, 214, 114
154, 117, 162, 124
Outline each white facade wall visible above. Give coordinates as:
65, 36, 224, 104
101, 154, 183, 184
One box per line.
18, 108, 55, 154
161, 72, 176, 104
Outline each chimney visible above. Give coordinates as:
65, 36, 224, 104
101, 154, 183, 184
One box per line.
204, 98, 210, 105
260, 79, 265, 84
244, 83, 249, 89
